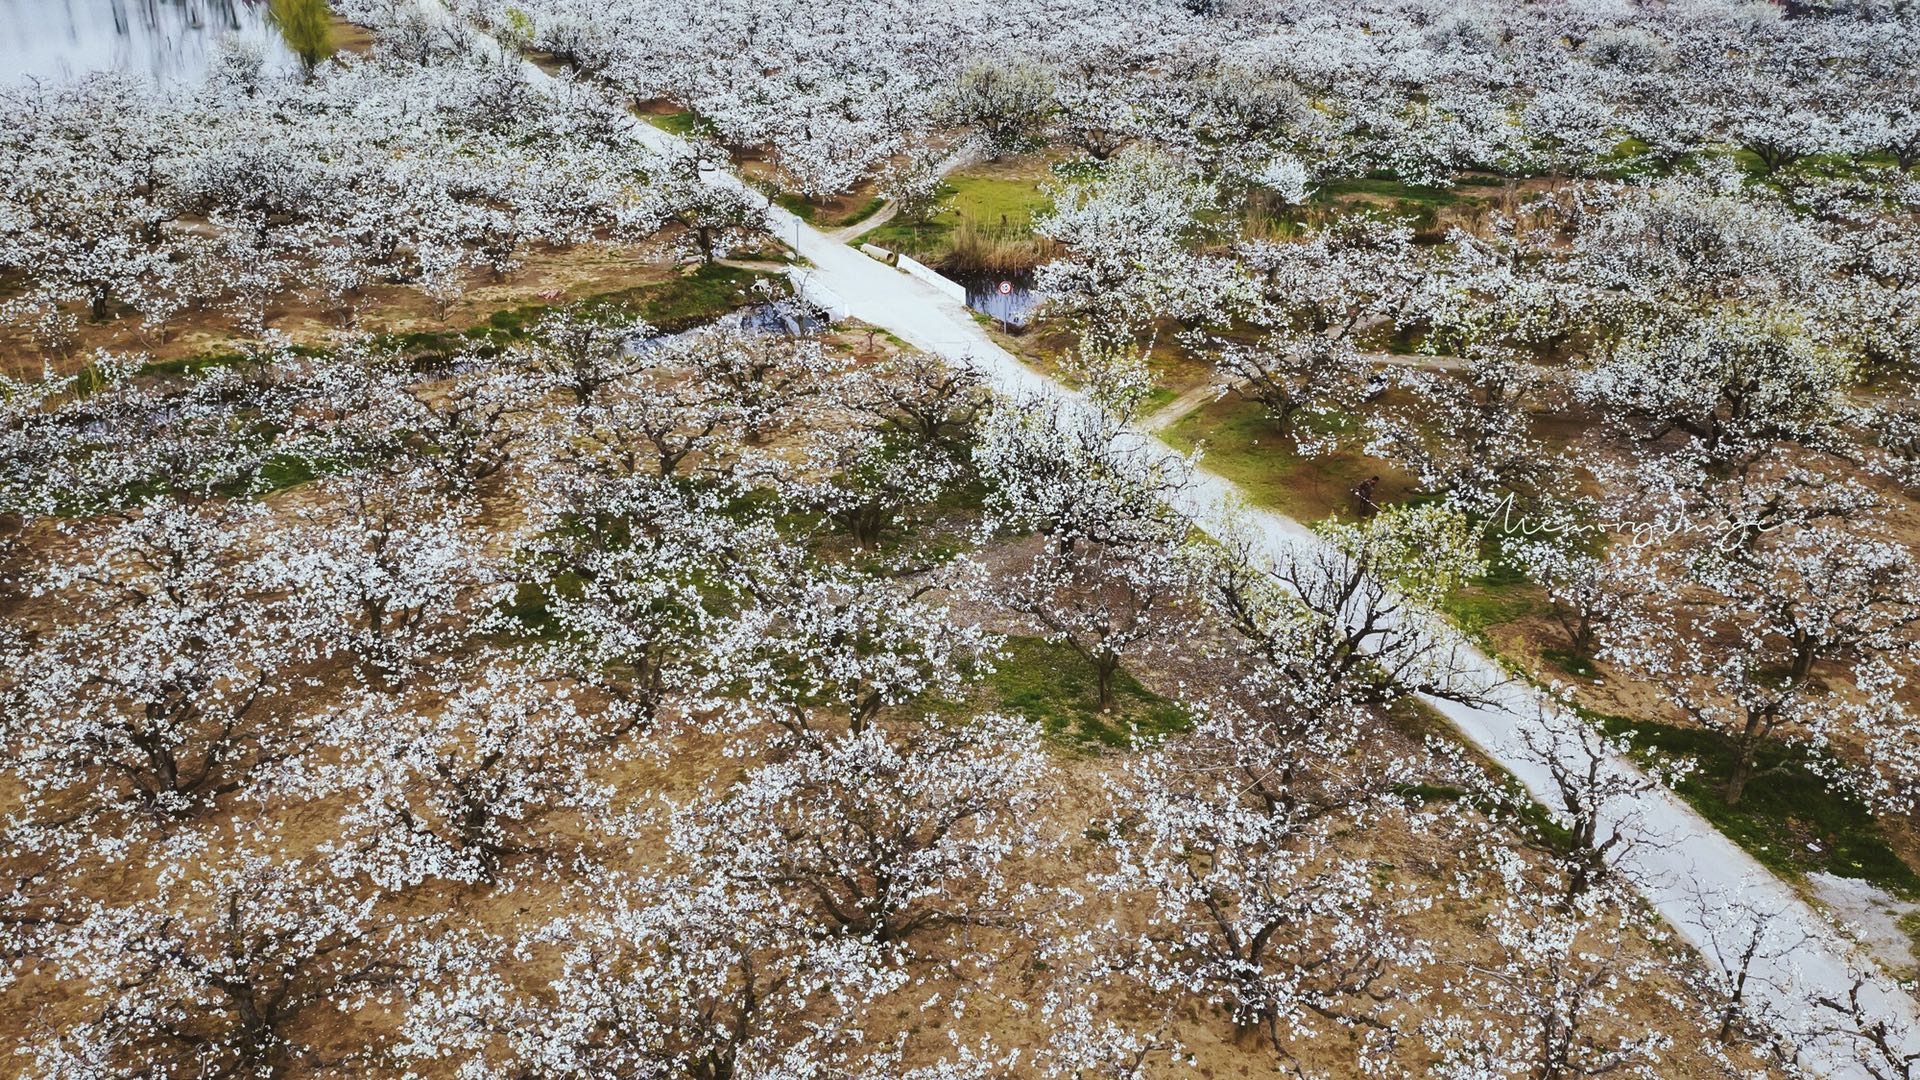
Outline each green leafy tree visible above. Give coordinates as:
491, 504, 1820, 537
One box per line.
269, 0, 337, 76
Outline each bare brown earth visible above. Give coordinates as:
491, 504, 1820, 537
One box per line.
0, 311, 1774, 1074
0, 240, 684, 379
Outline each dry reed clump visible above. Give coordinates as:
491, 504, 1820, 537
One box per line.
941, 218, 1049, 275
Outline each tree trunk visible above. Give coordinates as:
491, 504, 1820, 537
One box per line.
1724, 749, 1754, 806
1566, 608, 1595, 657
1095, 653, 1119, 713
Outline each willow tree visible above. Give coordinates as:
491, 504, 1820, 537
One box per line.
269, 0, 337, 76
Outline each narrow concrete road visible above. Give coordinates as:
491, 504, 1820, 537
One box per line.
652, 143, 1920, 1080
818, 247, 1918, 1080
424, 4, 1920, 1072
690, 167, 1920, 1080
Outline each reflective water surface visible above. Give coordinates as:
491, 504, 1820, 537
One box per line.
962, 272, 1039, 328
0, 0, 297, 85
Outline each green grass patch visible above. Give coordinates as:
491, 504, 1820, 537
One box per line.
1592, 710, 1920, 898
1540, 647, 1598, 677
1159, 397, 1304, 510
982, 635, 1189, 749
50, 441, 346, 514
1388, 695, 1582, 853
773, 192, 817, 223
352, 264, 777, 364
1594, 136, 1668, 179
838, 195, 887, 228
863, 208, 949, 257
496, 578, 571, 641
1440, 583, 1537, 644
1049, 157, 1105, 183
1395, 781, 1471, 802
54, 267, 779, 514
1306, 175, 1479, 237
137, 350, 251, 378
1394, 779, 1581, 853
1137, 384, 1181, 417
1316, 176, 1464, 206
627, 263, 776, 328
1899, 911, 1920, 964
764, 185, 885, 230
945, 174, 1054, 232
1440, 539, 1539, 644
644, 111, 708, 138
131, 341, 330, 382
250, 452, 327, 495
860, 172, 1054, 265
479, 262, 773, 341
1159, 396, 1406, 522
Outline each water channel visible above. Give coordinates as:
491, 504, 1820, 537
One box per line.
0, 0, 298, 86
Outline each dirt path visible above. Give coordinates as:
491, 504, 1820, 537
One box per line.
1143, 351, 1509, 434
1139, 382, 1220, 432
826, 145, 980, 244
828, 202, 897, 243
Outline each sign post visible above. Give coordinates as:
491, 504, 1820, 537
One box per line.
996, 279, 1013, 333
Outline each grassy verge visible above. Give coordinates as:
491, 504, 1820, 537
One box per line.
1438, 536, 1541, 650
365, 263, 776, 360
1387, 697, 1581, 851
1591, 710, 1920, 898
622, 263, 777, 327
1137, 384, 1181, 417
771, 191, 817, 222
861, 171, 1054, 270
1315, 176, 1466, 205
760, 180, 887, 228
774, 189, 889, 230
644, 110, 709, 138
838, 196, 888, 228
981, 635, 1189, 750
1158, 396, 1414, 523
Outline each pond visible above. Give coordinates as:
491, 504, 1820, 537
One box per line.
962, 273, 1039, 329
0, 0, 299, 86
